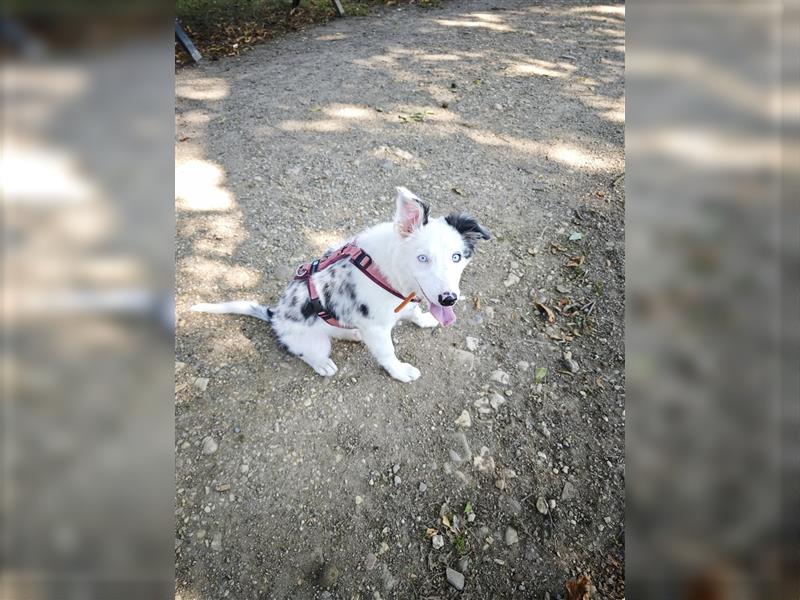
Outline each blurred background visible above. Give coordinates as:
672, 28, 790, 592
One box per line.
1, 0, 796, 599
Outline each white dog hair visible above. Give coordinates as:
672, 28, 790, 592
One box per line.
192, 187, 490, 382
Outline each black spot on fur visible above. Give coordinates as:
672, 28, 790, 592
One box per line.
445, 212, 491, 251
323, 284, 332, 306
301, 300, 318, 319
359, 304, 370, 317
344, 282, 357, 301
290, 296, 298, 307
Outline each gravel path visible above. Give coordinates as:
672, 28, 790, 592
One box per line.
175, 0, 625, 597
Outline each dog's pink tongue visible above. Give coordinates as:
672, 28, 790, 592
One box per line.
429, 303, 456, 327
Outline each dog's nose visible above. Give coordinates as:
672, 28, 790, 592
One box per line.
438, 292, 457, 307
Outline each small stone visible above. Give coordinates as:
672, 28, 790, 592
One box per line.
455, 410, 472, 428
489, 392, 506, 410
175, 361, 186, 373
503, 468, 517, 479
452, 349, 475, 371
193, 377, 209, 392
195, 529, 206, 539
210, 532, 222, 551
394, 475, 402, 485
201, 436, 218, 455
355, 495, 364, 505
536, 497, 549, 515
379, 541, 390, 554
472, 447, 495, 474
549, 499, 556, 510
467, 512, 476, 522
503, 273, 520, 287
392, 464, 400, 473
215, 483, 230, 492
493, 102, 503, 110
495, 479, 507, 490
556, 283, 571, 294
516, 360, 530, 371
365, 553, 377, 570
458, 557, 470, 573
240, 464, 249, 473
432, 534, 445, 550
504, 526, 519, 546
449, 450, 462, 463
419, 482, 428, 492
490, 370, 510, 385
474, 397, 492, 415
484, 306, 495, 319
465, 336, 479, 352
563, 351, 580, 373
561, 481, 576, 500
446, 567, 465, 591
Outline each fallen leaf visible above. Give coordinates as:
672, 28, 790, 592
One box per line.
464, 501, 473, 514
425, 528, 438, 538
215, 483, 231, 492
534, 367, 547, 383
566, 255, 585, 268
569, 231, 584, 241
535, 302, 556, 323
565, 575, 593, 600
473, 295, 481, 310
550, 242, 568, 254
441, 515, 451, 529
596, 191, 605, 198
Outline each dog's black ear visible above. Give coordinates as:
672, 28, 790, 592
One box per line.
394, 187, 429, 237
445, 212, 491, 251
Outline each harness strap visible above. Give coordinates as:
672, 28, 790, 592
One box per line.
294, 243, 419, 328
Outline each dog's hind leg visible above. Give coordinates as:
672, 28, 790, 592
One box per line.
282, 331, 338, 376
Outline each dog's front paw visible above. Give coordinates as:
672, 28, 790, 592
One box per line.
415, 312, 440, 328
389, 362, 421, 383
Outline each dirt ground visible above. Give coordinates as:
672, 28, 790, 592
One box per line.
175, 0, 625, 597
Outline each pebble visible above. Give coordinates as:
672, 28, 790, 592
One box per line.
379, 541, 390, 554
365, 553, 377, 570
561, 481, 578, 500
504, 526, 519, 546
355, 495, 364, 505
419, 482, 428, 492
392, 464, 400, 474
455, 410, 472, 428
467, 512, 476, 522
489, 392, 506, 410
449, 450, 462, 463
503, 273, 520, 287
484, 306, 495, 319
432, 534, 445, 550
516, 360, 530, 371
503, 468, 517, 479
394, 475, 402, 485
193, 377, 209, 392
495, 479, 507, 491
452, 349, 475, 371
446, 567, 465, 591
465, 336, 479, 352
201, 436, 218, 455
473, 447, 495, 474
490, 370, 510, 385
556, 283, 571, 294
210, 532, 222, 551
536, 497, 549, 515
458, 557, 470, 573
562, 351, 580, 374
240, 464, 249, 473
549, 499, 557, 510
474, 397, 492, 415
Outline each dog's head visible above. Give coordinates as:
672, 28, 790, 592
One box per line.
393, 186, 490, 326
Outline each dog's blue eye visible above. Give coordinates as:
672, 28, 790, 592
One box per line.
452, 252, 462, 263
417, 254, 428, 263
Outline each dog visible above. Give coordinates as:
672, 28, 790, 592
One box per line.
191, 187, 490, 382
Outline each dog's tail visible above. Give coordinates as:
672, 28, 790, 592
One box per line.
191, 301, 273, 323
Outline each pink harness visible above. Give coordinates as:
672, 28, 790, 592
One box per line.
294, 242, 419, 328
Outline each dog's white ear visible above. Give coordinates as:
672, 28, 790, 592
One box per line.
394, 187, 429, 237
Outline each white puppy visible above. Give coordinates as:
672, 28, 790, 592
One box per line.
192, 187, 490, 382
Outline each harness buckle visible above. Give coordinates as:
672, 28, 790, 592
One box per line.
352, 251, 372, 269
